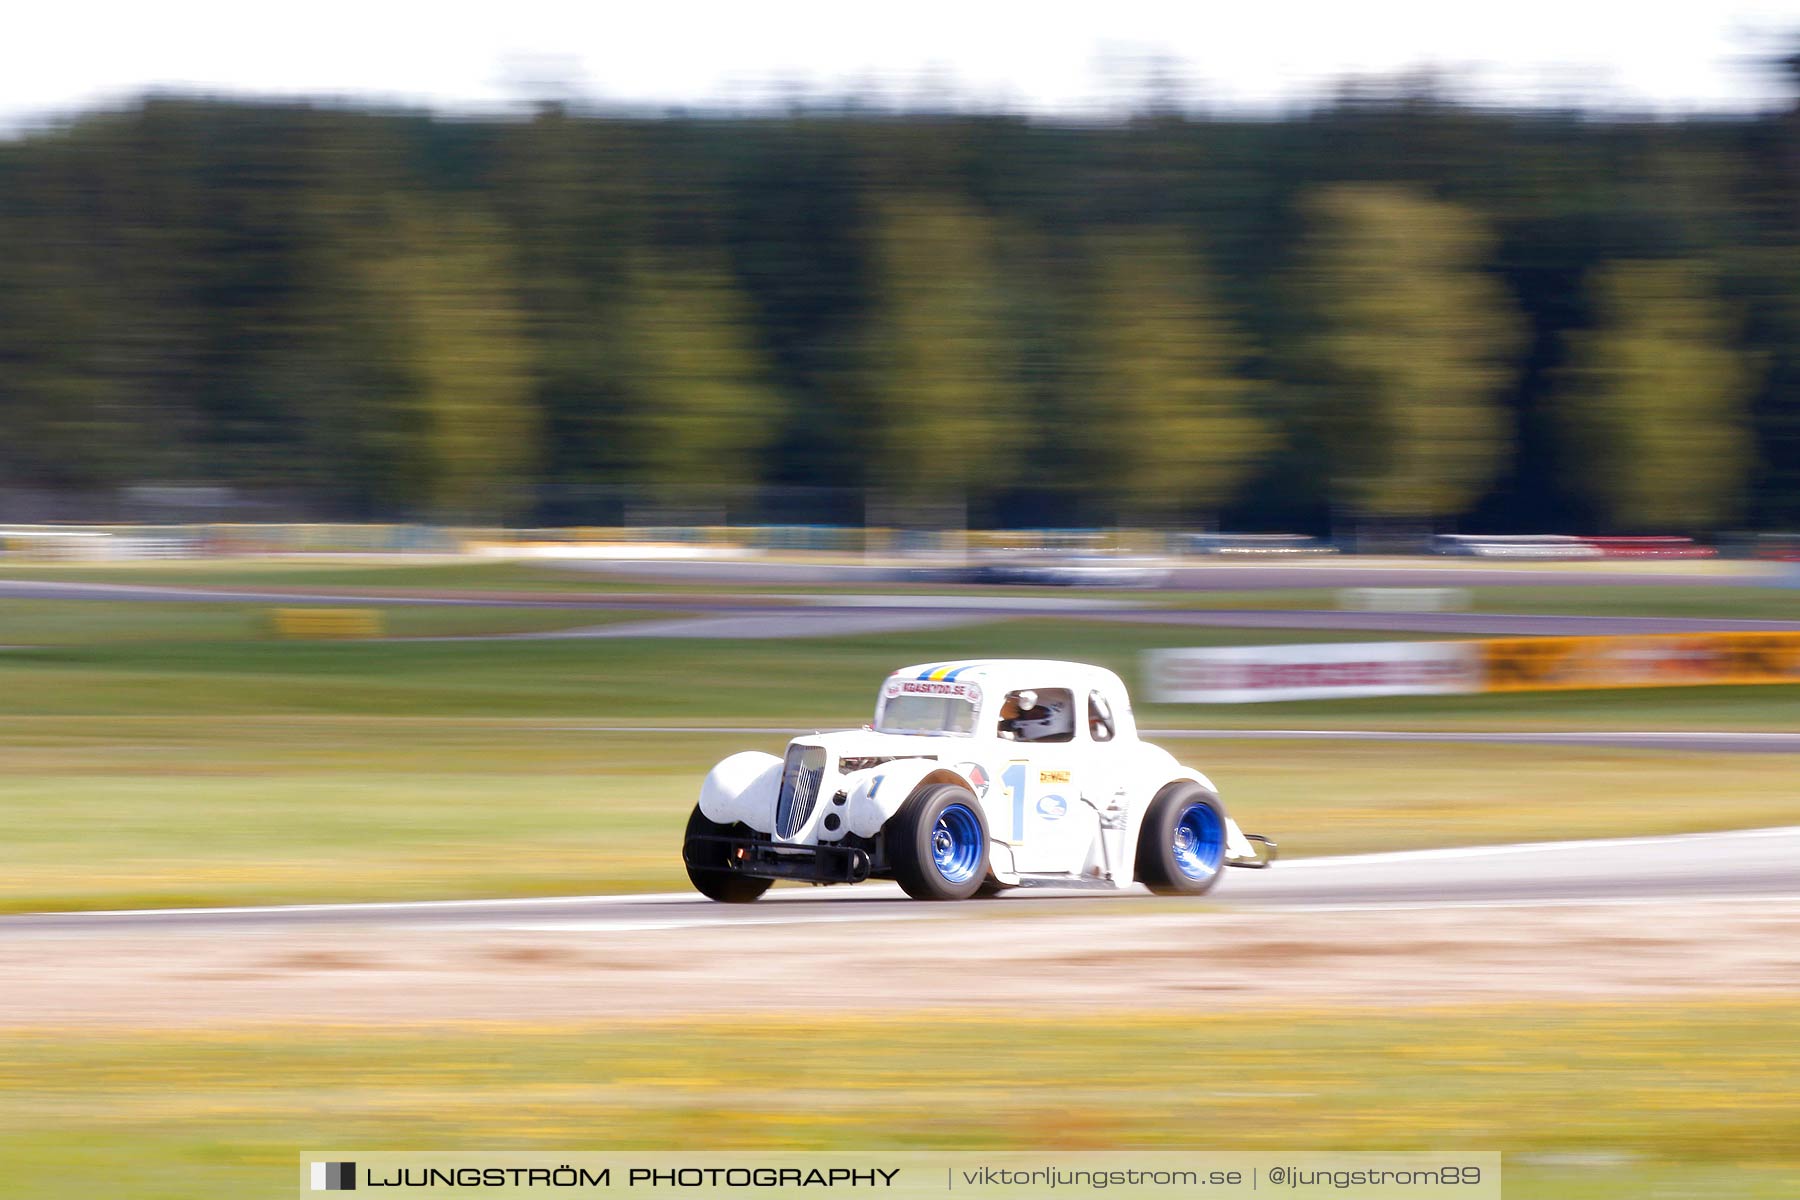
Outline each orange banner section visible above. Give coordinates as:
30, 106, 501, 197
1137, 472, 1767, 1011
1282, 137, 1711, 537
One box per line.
1480, 632, 1800, 692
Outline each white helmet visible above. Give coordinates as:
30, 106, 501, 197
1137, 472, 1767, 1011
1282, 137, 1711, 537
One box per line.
1010, 696, 1073, 742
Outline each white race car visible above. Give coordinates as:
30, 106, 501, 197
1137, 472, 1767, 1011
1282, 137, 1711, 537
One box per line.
683, 659, 1275, 901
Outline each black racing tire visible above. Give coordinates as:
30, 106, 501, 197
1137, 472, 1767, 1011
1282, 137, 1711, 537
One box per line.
1135, 782, 1228, 897
683, 805, 774, 904
886, 783, 990, 901
973, 879, 1013, 898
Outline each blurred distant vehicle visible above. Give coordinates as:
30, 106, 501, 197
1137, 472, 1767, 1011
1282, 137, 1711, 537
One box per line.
1750, 534, 1800, 562
1179, 533, 1338, 556
1433, 533, 1716, 560
1432, 534, 1603, 560
683, 659, 1275, 902
0, 527, 200, 561
1581, 537, 1715, 559
957, 548, 1169, 587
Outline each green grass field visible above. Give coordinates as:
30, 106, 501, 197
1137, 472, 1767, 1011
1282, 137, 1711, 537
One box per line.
0, 599, 656, 644
1147, 582, 1800, 621
4, 557, 1796, 619
3, 573, 1795, 1198
2, 1005, 1794, 1199
3, 604, 1796, 726
0, 596, 1795, 910
1, 719, 1795, 911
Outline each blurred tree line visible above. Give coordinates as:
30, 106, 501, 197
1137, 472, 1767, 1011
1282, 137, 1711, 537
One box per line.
2, 88, 1799, 534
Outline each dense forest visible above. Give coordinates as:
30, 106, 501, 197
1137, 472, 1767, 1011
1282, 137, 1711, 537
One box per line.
2, 85, 1799, 533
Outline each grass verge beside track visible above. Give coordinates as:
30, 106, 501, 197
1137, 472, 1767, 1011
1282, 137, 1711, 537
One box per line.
0, 600, 665, 644
1, 608, 1794, 910
2, 614, 1797, 727
2, 1004, 1793, 1199
1147, 583, 1800, 621
2, 720, 1795, 911
4, 558, 1796, 617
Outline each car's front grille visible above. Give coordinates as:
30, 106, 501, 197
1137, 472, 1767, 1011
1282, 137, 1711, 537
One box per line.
775, 744, 828, 839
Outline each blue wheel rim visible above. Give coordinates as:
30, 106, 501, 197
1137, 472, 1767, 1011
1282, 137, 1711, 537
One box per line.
931, 803, 984, 884
1171, 801, 1224, 880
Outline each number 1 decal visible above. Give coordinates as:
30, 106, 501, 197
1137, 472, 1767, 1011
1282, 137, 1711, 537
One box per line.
1001, 761, 1029, 840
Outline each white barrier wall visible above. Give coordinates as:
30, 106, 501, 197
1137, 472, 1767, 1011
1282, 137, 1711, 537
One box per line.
1146, 641, 1483, 704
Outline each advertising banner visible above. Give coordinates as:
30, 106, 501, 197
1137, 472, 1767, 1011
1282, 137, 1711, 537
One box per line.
1148, 632, 1800, 703
1145, 641, 1482, 704
1481, 631, 1800, 692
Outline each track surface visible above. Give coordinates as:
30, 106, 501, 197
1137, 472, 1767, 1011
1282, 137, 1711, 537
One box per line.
1109, 608, 1800, 635
548, 726, 1800, 752
7, 826, 1794, 935
564, 559, 1789, 590
6, 578, 1798, 639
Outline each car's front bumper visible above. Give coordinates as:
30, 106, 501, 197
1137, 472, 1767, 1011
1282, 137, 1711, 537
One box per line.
684, 834, 874, 884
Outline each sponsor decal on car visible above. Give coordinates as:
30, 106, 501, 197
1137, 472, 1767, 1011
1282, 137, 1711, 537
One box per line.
886, 678, 982, 704
1038, 768, 1071, 784
954, 762, 991, 798
1036, 794, 1068, 820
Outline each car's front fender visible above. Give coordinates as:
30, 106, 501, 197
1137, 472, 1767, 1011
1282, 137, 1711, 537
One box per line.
697, 751, 782, 832
841, 759, 981, 839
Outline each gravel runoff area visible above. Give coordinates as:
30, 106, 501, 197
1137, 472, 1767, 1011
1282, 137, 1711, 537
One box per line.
5, 896, 1797, 1029
8, 828, 1796, 1027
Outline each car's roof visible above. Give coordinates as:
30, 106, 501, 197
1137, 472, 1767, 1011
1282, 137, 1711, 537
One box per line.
888, 659, 1124, 690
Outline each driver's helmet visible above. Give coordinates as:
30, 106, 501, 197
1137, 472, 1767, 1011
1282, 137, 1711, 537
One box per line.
1009, 696, 1073, 742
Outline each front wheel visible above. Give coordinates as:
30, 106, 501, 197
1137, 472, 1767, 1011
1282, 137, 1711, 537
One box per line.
887, 783, 990, 901
1135, 783, 1227, 896
683, 805, 774, 903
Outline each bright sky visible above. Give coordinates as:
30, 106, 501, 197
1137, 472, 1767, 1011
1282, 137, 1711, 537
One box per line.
7, 0, 1800, 125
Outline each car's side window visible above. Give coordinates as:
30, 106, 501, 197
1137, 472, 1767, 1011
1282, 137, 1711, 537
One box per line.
997, 687, 1076, 743
1088, 691, 1116, 742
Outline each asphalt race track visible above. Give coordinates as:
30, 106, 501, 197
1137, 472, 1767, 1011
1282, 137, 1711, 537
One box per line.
5, 579, 1799, 639
562, 558, 1796, 590
1107, 609, 1800, 636
538, 725, 1800, 753
6, 826, 1795, 936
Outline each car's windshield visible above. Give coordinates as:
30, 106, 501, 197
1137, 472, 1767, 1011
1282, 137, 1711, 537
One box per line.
874, 694, 978, 736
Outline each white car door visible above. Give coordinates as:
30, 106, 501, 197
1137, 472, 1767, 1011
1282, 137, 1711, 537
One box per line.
991, 686, 1099, 874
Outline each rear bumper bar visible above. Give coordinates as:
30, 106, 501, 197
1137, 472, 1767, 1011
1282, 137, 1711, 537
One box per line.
1228, 833, 1278, 870
684, 834, 873, 884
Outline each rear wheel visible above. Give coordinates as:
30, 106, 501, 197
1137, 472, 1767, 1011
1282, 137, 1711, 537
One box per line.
683, 805, 773, 903
887, 783, 990, 901
1135, 783, 1227, 896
